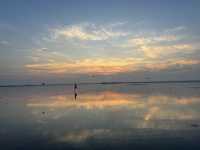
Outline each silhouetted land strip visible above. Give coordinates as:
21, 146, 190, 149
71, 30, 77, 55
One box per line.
99, 80, 200, 85
0, 80, 200, 87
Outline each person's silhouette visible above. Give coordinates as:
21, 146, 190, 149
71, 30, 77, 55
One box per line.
74, 83, 78, 100
74, 83, 77, 90
74, 92, 77, 99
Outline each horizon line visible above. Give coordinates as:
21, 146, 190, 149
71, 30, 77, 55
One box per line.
0, 79, 200, 87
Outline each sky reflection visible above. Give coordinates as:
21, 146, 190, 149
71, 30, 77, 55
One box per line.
24, 84, 200, 131
1, 84, 200, 148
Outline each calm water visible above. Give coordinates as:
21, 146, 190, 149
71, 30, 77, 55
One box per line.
0, 83, 200, 150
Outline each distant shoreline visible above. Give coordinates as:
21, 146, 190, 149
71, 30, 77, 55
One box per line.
0, 80, 200, 87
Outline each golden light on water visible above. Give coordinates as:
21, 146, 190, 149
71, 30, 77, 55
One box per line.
27, 91, 200, 122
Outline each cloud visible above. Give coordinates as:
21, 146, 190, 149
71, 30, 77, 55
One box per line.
51, 23, 128, 41
26, 55, 200, 75
29, 47, 69, 63
0, 40, 9, 45
130, 35, 178, 46
107, 21, 128, 28
143, 59, 200, 71
26, 24, 200, 77
139, 44, 193, 58
125, 33, 194, 58
164, 26, 186, 33
115, 25, 196, 59
36, 47, 48, 52
39, 24, 196, 60
176, 98, 200, 105
26, 58, 140, 75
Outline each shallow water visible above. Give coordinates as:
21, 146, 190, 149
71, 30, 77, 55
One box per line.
0, 83, 200, 150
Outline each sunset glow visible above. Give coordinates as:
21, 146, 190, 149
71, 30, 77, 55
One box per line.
0, 0, 200, 84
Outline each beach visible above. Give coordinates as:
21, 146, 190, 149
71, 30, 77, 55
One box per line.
0, 83, 200, 150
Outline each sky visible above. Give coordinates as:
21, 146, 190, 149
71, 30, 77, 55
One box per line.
0, 0, 200, 85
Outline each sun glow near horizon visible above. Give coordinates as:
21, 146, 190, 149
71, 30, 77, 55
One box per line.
1, 0, 200, 84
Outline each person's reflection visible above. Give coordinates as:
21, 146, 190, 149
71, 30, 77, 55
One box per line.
74, 83, 78, 100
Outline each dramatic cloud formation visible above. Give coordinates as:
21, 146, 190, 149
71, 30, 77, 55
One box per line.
25, 22, 200, 77
1, 1, 200, 84
26, 57, 200, 75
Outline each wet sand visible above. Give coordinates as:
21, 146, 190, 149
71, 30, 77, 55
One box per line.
0, 83, 200, 150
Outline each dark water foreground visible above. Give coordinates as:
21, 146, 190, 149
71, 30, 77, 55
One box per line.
0, 83, 200, 150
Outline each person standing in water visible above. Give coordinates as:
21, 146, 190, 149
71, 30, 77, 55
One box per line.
74, 83, 78, 99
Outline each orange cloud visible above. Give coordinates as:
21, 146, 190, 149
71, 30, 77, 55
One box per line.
176, 98, 200, 105
26, 58, 142, 75
26, 57, 200, 75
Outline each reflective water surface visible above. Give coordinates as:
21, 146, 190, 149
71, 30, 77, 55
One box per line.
1, 83, 200, 150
